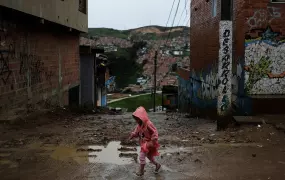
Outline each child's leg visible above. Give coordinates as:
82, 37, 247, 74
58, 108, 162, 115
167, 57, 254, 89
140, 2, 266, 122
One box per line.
146, 154, 157, 164
147, 154, 161, 173
139, 152, 147, 165
136, 152, 146, 176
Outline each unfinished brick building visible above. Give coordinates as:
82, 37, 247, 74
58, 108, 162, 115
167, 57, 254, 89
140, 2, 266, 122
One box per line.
0, 1, 87, 118
178, 0, 285, 115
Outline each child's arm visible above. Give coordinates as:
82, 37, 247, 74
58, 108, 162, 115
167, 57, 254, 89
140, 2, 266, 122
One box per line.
147, 123, 158, 141
129, 126, 139, 140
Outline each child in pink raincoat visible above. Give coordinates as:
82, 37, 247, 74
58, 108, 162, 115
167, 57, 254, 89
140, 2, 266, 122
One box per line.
129, 106, 161, 176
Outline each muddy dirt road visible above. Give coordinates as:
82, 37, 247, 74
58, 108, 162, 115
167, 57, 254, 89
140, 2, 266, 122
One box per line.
0, 110, 285, 180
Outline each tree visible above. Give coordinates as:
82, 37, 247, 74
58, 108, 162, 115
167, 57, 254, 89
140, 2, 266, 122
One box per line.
107, 41, 147, 88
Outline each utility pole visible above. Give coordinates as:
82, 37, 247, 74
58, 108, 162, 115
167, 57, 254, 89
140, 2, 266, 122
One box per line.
153, 50, 158, 112
217, 0, 233, 129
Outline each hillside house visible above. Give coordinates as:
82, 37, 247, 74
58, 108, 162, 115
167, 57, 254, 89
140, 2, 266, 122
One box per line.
172, 50, 184, 56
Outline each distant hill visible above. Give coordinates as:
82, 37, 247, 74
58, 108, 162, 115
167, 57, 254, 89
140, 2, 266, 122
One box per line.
88, 26, 190, 40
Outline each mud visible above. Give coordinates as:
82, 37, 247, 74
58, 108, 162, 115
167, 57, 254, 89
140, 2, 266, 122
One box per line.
0, 111, 285, 179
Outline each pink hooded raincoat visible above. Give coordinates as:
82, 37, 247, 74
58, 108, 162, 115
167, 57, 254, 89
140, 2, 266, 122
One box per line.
130, 106, 160, 157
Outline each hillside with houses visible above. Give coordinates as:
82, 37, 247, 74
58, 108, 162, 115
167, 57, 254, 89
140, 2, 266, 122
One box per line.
87, 26, 190, 92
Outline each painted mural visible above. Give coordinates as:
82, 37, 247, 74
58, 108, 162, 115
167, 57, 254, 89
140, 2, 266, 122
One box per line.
232, 60, 253, 115
178, 66, 218, 112
245, 26, 285, 94
178, 75, 191, 112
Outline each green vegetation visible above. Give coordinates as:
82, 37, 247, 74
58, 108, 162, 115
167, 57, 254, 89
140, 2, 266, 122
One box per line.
106, 41, 147, 88
108, 94, 162, 112
88, 28, 129, 39
88, 26, 190, 40
245, 56, 271, 94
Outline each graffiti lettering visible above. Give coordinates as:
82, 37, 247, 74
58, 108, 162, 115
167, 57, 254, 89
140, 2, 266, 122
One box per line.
223, 38, 229, 46
218, 21, 232, 114
221, 69, 230, 78
19, 52, 54, 86
0, 52, 12, 84
222, 61, 230, 69
247, 6, 281, 30
223, 30, 230, 37
0, 19, 15, 84
221, 95, 229, 111
201, 69, 218, 100
178, 76, 191, 112
223, 46, 229, 54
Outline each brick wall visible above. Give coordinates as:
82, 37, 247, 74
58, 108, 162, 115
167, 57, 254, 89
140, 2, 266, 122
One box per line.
0, 8, 80, 115
185, 0, 222, 113
190, 0, 221, 70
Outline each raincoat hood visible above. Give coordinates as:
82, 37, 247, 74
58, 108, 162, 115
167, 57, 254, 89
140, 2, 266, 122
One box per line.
132, 106, 150, 127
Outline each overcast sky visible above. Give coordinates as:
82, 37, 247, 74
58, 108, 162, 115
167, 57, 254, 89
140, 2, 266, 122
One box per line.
88, 0, 190, 30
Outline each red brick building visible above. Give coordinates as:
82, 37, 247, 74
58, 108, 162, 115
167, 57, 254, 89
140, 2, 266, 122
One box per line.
0, 1, 87, 117
178, 0, 285, 115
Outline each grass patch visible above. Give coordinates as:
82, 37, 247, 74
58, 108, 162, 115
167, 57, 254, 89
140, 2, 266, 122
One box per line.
108, 94, 162, 112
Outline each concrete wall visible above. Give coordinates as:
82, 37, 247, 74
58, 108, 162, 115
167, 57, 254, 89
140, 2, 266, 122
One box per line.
0, 0, 88, 32
0, 8, 80, 115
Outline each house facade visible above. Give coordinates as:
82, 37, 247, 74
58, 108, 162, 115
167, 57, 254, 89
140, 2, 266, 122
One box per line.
0, 1, 87, 116
178, 0, 285, 115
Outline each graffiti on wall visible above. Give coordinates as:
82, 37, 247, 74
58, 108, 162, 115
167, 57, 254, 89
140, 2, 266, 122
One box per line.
192, 68, 218, 109
178, 76, 191, 112
218, 21, 232, 115
245, 26, 285, 94
200, 68, 218, 100
247, 6, 281, 30
19, 52, 45, 86
0, 19, 15, 85
0, 17, 54, 87
177, 66, 218, 112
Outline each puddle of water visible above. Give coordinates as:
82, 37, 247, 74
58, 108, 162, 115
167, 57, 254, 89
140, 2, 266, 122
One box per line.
87, 141, 137, 165
50, 146, 77, 161
50, 146, 89, 164
85, 141, 194, 165
29, 141, 194, 166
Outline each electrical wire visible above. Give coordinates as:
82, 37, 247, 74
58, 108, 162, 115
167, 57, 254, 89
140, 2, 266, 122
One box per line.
177, 0, 189, 26
164, 0, 182, 46
165, 0, 177, 27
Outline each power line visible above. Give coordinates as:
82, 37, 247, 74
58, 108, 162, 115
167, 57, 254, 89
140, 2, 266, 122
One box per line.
164, 0, 182, 46
185, 0, 188, 11
177, 0, 189, 26
156, 0, 177, 49
165, 0, 177, 27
